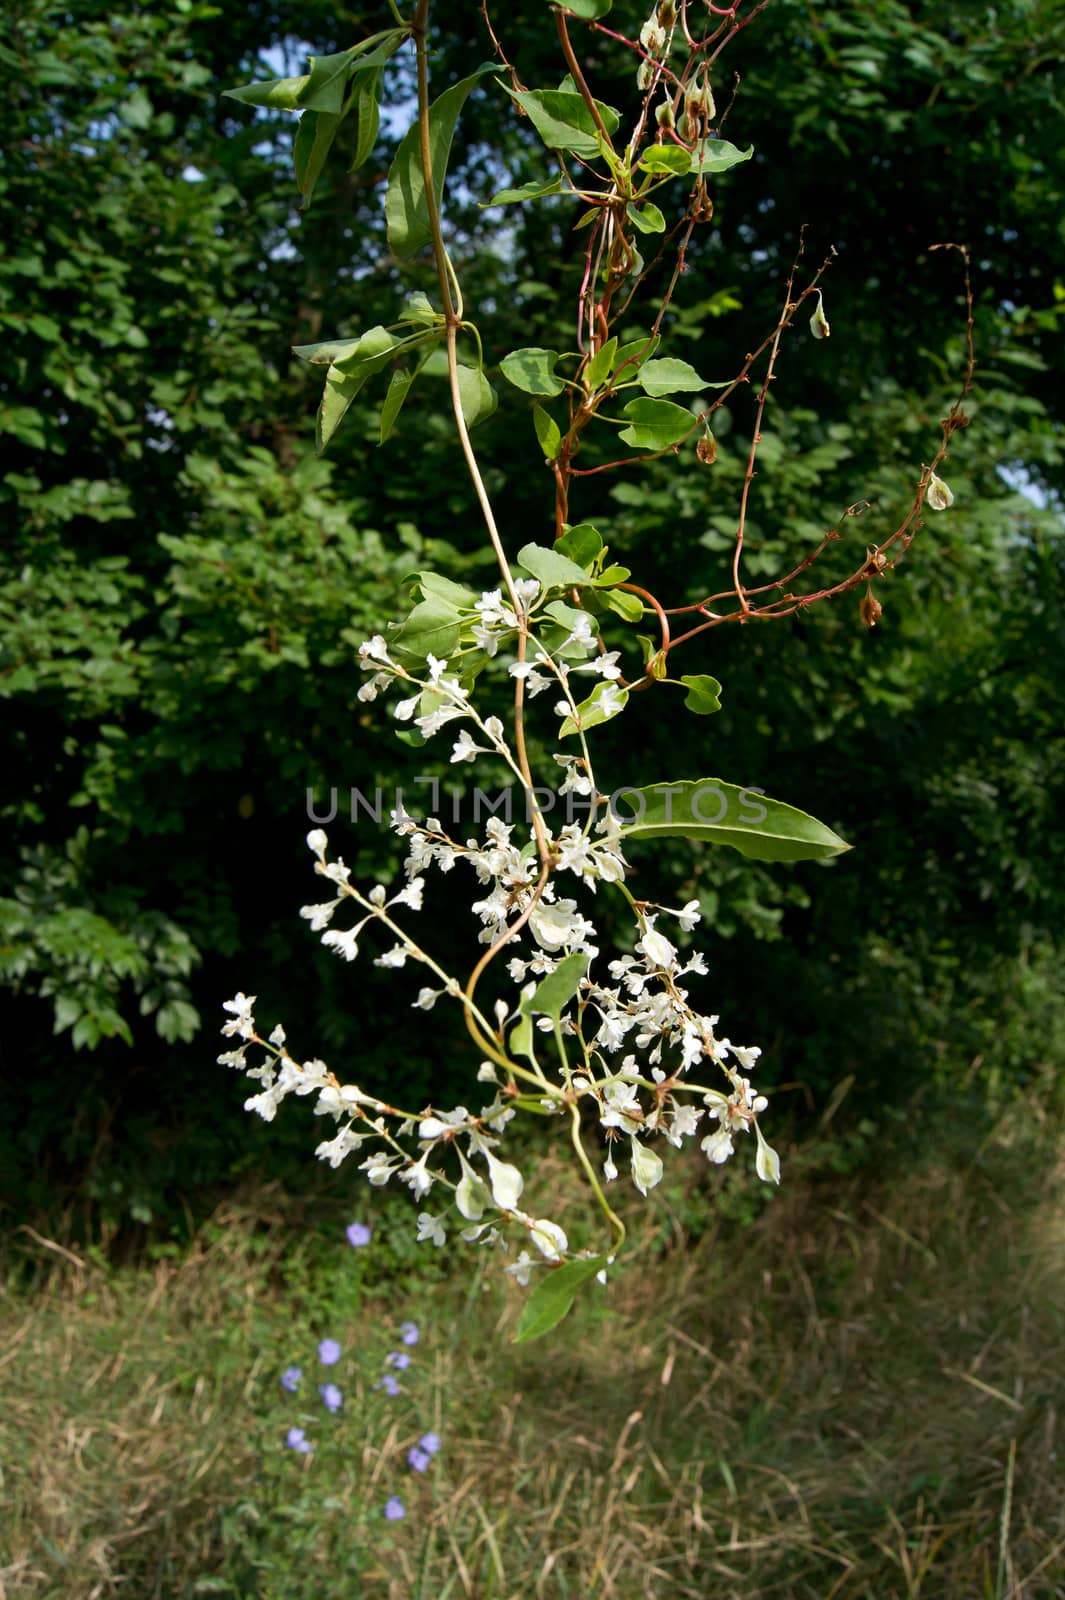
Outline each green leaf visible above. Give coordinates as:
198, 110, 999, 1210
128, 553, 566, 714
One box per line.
552, 0, 612, 16
316, 363, 368, 452
513, 1255, 607, 1344
612, 334, 661, 378
626, 199, 666, 234
390, 597, 463, 662
618, 397, 693, 451
333, 326, 397, 374
530, 952, 589, 1019
299, 49, 358, 114
555, 523, 603, 569
387, 64, 501, 259
407, 571, 477, 608
689, 139, 754, 175
223, 75, 309, 110
294, 109, 342, 208
455, 364, 497, 429
600, 587, 644, 622
612, 779, 851, 861
517, 543, 592, 589
484, 175, 565, 207
637, 144, 691, 175
507, 88, 620, 159
509, 1002, 536, 1062
637, 357, 720, 397
595, 563, 631, 585
559, 680, 629, 738
679, 674, 722, 714
532, 403, 562, 460
500, 347, 565, 397
292, 337, 365, 365
398, 292, 438, 327
350, 70, 382, 174
379, 367, 415, 444
584, 337, 617, 392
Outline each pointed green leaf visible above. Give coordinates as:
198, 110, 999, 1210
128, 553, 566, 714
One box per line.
506, 88, 620, 159
600, 587, 644, 622
294, 109, 342, 207
626, 199, 666, 234
501, 347, 565, 397
555, 523, 603, 569
559, 680, 628, 738
316, 363, 368, 453
350, 69, 381, 173
595, 563, 631, 585
333, 326, 397, 373
532, 403, 562, 461
618, 397, 693, 451
584, 337, 617, 392
299, 49, 358, 114
612, 334, 661, 379
612, 779, 851, 861
513, 1255, 607, 1344
638, 357, 721, 397
518, 543, 592, 589
398, 292, 438, 327
530, 953, 589, 1020
551, 0, 612, 16
407, 571, 477, 608
689, 139, 754, 175
223, 74, 309, 110
679, 674, 722, 714
390, 597, 464, 662
379, 367, 415, 443
484, 175, 566, 207
637, 144, 691, 175
456, 364, 497, 429
387, 64, 501, 259
509, 1001, 536, 1062
293, 337, 366, 365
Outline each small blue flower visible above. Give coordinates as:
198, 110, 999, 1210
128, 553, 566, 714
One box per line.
419, 1432, 441, 1456
375, 1374, 401, 1396
384, 1495, 406, 1521
407, 1446, 431, 1473
285, 1427, 312, 1453
280, 1366, 302, 1392
399, 1321, 420, 1347
318, 1338, 342, 1366
386, 1350, 411, 1370
319, 1382, 342, 1412
346, 1221, 372, 1247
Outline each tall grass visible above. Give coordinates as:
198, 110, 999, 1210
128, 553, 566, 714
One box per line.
1, 1094, 1062, 1599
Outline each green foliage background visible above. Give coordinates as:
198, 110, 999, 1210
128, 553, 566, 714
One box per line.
2, 0, 1062, 1234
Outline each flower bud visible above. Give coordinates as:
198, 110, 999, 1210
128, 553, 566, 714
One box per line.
696, 426, 717, 465
926, 470, 954, 511
809, 291, 830, 340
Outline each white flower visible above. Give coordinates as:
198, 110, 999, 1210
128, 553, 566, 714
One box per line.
528, 1218, 568, 1261
505, 1249, 534, 1286
322, 927, 359, 962
394, 693, 420, 721
306, 830, 329, 858
398, 1151, 434, 1200
676, 899, 701, 932
572, 650, 622, 680
483, 1149, 524, 1210
222, 992, 257, 1040
300, 900, 339, 931
637, 923, 677, 970
416, 1212, 447, 1247
701, 1127, 734, 1165
630, 1137, 664, 1197
374, 945, 408, 968
412, 986, 441, 1010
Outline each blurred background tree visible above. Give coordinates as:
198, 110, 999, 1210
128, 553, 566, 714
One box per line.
2, 0, 1062, 1236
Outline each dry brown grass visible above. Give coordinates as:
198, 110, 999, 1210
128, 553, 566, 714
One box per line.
2, 1100, 1063, 1599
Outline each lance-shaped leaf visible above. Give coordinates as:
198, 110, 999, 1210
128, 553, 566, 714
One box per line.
501, 347, 565, 397
690, 139, 754, 175
350, 70, 382, 175
387, 64, 501, 259
506, 87, 620, 160
314, 327, 398, 451
223, 74, 309, 109
513, 1254, 608, 1344
406, 570, 477, 608
294, 109, 342, 208
529, 952, 589, 1020
584, 337, 617, 392
518, 542, 592, 589
532, 403, 561, 460
618, 397, 693, 451
484, 174, 565, 207
612, 779, 850, 862
379, 366, 416, 444
600, 587, 643, 622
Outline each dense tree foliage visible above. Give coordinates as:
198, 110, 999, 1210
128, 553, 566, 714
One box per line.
2, 0, 1062, 1232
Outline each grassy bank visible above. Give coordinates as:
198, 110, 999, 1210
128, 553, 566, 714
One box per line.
2, 1096, 1063, 1599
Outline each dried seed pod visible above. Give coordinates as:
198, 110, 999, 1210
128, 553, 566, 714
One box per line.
859, 590, 883, 628
655, 96, 675, 131
926, 470, 955, 510
696, 427, 718, 465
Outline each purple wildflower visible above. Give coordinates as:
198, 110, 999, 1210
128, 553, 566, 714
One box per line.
318, 1338, 342, 1366
384, 1496, 406, 1521
399, 1321, 420, 1346
280, 1366, 302, 1392
407, 1446, 431, 1473
375, 1374, 400, 1396
386, 1351, 411, 1370
285, 1427, 312, 1453
346, 1222, 372, 1248
419, 1432, 441, 1456
319, 1382, 342, 1412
